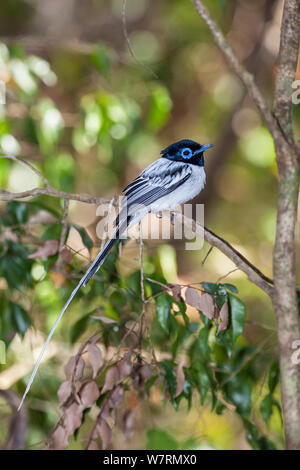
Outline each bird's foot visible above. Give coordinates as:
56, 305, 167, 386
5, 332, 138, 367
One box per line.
170, 211, 176, 225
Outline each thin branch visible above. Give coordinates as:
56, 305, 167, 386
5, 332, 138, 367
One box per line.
191, 0, 282, 143
274, 0, 300, 146
0, 154, 274, 296
0, 155, 109, 205
56, 199, 70, 271
138, 224, 146, 349
122, 0, 158, 79
176, 212, 274, 297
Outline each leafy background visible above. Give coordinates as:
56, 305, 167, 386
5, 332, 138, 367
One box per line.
0, 0, 299, 450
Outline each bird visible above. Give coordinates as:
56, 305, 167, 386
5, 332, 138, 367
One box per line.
18, 139, 213, 410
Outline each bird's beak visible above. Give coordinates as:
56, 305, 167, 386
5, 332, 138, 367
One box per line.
200, 144, 213, 152
194, 144, 213, 155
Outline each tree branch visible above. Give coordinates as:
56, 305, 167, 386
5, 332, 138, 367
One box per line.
192, 0, 300, 450
272, 0, 300, 450
191, 0, 285, 145
0, 155, 109, 206
178, 213, 274, 297
274, 0, 300, 145
0, 154, 274, 297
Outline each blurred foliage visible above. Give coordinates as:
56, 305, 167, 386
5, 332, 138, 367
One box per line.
0, 0, 294, 451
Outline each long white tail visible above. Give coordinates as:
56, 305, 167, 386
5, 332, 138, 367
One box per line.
18, 225, 124, 411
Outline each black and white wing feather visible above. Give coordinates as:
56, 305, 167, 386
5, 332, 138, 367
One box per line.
122, 159, 192, 213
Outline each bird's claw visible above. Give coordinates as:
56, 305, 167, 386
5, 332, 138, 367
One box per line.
170, 211, 176, 225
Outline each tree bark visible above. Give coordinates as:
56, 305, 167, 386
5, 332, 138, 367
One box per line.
273, 0, 300, 450
192, 0, 300, 449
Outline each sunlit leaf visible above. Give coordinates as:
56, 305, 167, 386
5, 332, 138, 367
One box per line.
146, 428, 178, 450
156, 294, 171, 334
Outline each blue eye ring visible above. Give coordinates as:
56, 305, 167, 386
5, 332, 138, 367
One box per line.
181, 147, 192, 159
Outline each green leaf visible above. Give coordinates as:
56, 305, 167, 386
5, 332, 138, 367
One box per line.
41, 223, 62, 241
198, 323, 210, 362
73, 225, 93, 251
6, 201, 28, 224
226, 375, 252, 416
268, 360, 280, 393
202, 282, 218, 295
0, 242, 33, 289
161, 359, 177, 404
260, 393, 273, 424
228, 293, 246, 343
223, 283, 239, 294
156, 294, 171, 334
146, 428, 178, 450
243, 418, 276, 450
89, 43, 111, 78
148, 86, 172, 131
70, 314, 90, 343
109, 291, 126, 311
12, 303, 31, 336
192, 362, 211, 404
3, 302, 31, 338
145, 375, 158, 396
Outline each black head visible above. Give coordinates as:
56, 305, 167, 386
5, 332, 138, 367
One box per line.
161, 139, 213, 166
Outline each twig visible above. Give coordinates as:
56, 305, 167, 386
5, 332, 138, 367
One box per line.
219, 332, 275, 387
175, 211, 274, 296
138, 224, 146, 349
191, 0, 282, 144
201, 246, 213, 266
121, 0, 158, 79
0, 154, 109, 205
57, 199, 69, 271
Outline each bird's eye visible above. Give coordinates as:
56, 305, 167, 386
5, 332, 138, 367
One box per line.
181, 147, 192, 159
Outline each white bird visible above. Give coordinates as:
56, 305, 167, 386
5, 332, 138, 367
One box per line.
18, 139, 213, 410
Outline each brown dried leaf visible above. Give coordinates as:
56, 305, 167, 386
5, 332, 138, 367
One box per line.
185, 288, 215, 319
86, 440, 99, 450
102, 367, 119, 393
117, 359, 132, 380
90, 315, 117, 324
60, 247, 72, 263
185, 286, 201, 308
28, 239, 59, 259
88, 344, 103, 379
109, 385, 124, 409
123, 409, 136, 441
97, 419, 112, 450
79, 380, 100, 408
0, 227, 18, 243
139, 364, 153, 384
64, 402, 84, 437
64, 356, 85, 382
57, 381, 72, 406
217, 301, 229, 335
175, 362, 185, 398
50, 425, 69, 450
28, 210, 58, 225
99, 401, 111, 420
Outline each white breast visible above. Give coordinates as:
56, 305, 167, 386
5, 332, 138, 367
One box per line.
150, 165, 206, 211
